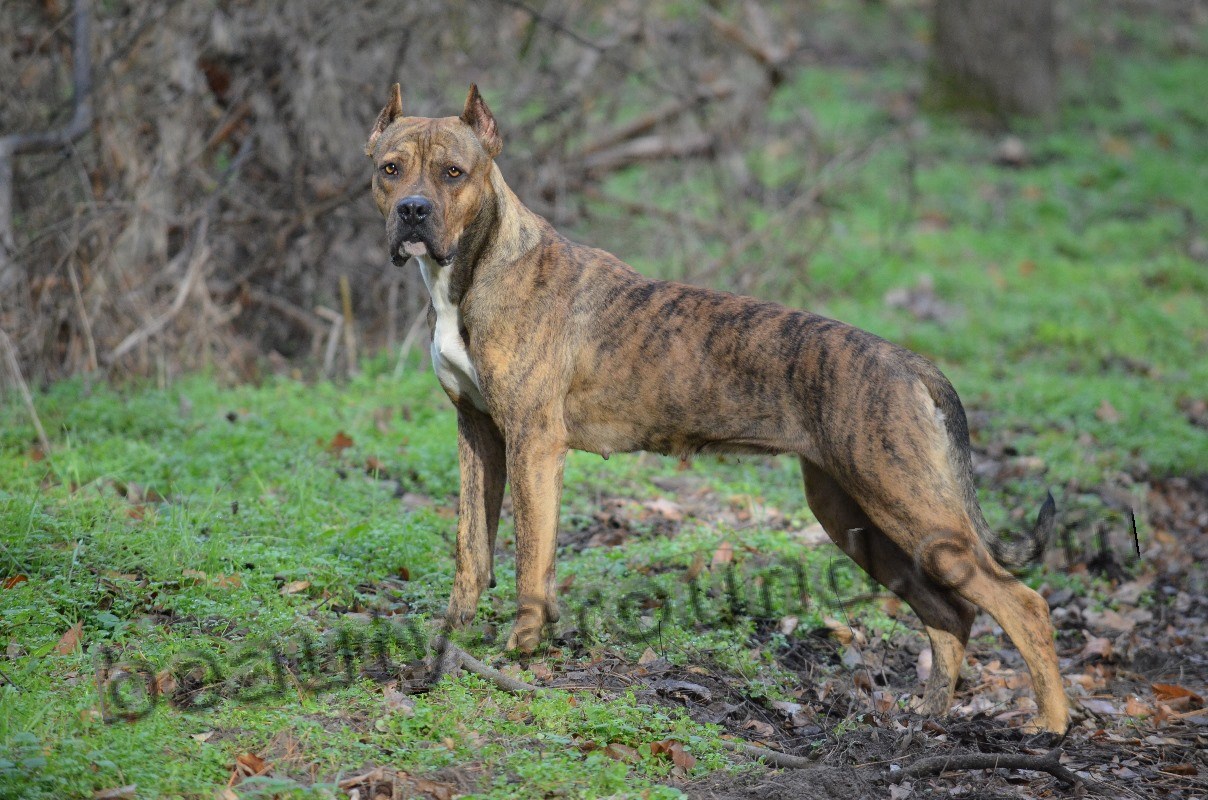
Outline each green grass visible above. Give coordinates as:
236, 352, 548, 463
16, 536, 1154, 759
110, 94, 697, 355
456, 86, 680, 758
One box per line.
3, 9, 1208, 799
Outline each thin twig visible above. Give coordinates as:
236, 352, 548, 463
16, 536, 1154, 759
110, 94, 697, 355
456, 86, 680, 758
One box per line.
0, 329, 52, 454
106, 223, 211, 365
65, 256, 98, 371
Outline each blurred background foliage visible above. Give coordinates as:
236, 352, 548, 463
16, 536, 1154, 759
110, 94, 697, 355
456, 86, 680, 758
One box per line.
0, 0, 1204, 392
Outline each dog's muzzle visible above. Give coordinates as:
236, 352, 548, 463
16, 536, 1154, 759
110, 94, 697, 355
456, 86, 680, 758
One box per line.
389, 195, 454, 266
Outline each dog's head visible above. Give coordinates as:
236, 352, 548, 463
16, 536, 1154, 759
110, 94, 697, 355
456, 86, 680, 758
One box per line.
365, 84, 502, 267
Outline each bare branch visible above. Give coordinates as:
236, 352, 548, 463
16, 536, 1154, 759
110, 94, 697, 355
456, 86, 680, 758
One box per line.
578, 82, 734, 158
0, 0, 93, 275
582, 133, 715, 177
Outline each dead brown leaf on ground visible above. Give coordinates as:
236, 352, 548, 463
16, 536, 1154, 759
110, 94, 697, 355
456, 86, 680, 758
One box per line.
55, 621, 82, 655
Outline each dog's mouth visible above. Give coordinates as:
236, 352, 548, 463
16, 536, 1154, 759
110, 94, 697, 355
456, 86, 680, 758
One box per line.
390, 231, 455, 268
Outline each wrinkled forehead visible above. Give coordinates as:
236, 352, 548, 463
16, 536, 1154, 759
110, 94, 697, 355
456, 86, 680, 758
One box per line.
375, 115, 482, 162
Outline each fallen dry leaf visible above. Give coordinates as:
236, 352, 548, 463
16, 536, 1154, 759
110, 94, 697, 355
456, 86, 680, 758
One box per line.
1081, 698, 1119, 716
822, 617, 864, 646
92, 785, 137, 799
383, 683, 416, 715
711, 541, 734, 568
1161, 764, 1199, 776
411, 777, 455, 800
638, 647, 659, 665
1096, 399, 1122, 424
155, 669, 177, 696
55, 622, 83, 655
1124, 696, 1153, 717
1152, 683, 1204, 708
650, 739, 697, 770
770, 700, 810, 727
229, 752, 270, 785
1081, 634, 1114, 660
655, 679, 712, 704
1084, 607, 1134, 633
741, 718, 776, 738
280, 580, 310, 596
327, 431, 354, 454
3, 574, 28, 590
643, 497, 684, 521
604, 742, 639, 763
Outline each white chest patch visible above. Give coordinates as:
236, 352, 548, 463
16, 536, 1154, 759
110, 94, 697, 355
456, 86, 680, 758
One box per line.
417, 256, 486, 411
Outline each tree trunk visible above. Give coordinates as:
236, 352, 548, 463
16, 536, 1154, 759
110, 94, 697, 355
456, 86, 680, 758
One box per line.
927, 0, 1058, 121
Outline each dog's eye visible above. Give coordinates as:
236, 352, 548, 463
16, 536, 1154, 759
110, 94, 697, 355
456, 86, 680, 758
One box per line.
382, 163, 398, 176
446, 166, 462, 179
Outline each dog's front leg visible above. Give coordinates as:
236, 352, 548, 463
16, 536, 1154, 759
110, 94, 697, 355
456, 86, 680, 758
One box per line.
504, 432, 566, 653
445, 402, 506, 629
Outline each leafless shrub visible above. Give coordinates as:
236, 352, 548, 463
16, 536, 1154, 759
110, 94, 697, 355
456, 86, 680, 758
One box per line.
0, 0, 856, 383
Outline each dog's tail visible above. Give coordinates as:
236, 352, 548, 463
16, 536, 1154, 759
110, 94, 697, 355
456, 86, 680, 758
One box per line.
921, 365, 1056, 570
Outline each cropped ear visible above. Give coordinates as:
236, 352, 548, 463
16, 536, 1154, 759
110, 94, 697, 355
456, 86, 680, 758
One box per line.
365, 83, 403, 157
460, 84, 502, 158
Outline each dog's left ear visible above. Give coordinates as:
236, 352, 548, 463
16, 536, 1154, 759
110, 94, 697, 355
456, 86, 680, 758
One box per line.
461, 84, 502, 159
366, 83, 403, 157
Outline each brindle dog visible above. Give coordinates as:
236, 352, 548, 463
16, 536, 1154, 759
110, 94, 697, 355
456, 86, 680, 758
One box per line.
365, 84, 1070, 733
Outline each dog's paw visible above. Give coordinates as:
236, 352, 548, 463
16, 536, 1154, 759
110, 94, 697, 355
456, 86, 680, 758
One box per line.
444, 598, 479, 629
504, 609, 545, 653
1020, 715, 1070, 738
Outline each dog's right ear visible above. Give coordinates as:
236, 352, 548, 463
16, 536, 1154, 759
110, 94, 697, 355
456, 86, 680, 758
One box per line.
365, 83, 403, 157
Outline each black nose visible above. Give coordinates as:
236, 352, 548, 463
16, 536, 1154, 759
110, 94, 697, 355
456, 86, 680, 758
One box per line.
396, 195, 432, 225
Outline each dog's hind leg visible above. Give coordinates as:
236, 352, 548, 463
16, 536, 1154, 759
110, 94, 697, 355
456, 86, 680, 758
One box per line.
946, 558, 1069, 733
801, 460, 975, 718
838, 467, 1070, 733
446, 403, 507, 628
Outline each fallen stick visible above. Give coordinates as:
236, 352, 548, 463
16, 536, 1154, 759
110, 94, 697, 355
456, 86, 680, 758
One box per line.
436, 640, 553, 696
434, 640, 814, 769
895, 747, 1091, 790
720, 739, 817, 769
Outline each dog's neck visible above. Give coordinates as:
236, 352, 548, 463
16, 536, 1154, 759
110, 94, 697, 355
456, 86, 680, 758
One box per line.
453, 165, 546, 292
